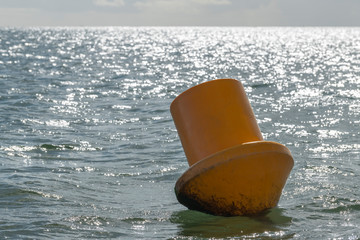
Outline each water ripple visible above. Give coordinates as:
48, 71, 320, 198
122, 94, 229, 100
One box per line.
1, 27, 360, 239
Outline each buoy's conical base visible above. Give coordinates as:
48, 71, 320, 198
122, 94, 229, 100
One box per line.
175, 141, 294, 216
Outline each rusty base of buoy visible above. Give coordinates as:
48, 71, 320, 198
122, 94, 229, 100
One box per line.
175, 141, 294, 216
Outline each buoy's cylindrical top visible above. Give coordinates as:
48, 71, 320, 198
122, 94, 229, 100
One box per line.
170, 79, 263, 166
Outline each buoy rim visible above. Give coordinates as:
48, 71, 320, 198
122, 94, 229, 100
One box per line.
176, 141, 293, 192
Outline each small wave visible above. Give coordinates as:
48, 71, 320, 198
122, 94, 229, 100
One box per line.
318, 196, 360, 214
1, 143, 102, 154
321, 204, 360, 214
39, 143, 102, 151
0, 187, 62, 201
40, 144, 74, 150
66, 215, 110, 226
250, 83, 273, 89
122, 217, 148, 224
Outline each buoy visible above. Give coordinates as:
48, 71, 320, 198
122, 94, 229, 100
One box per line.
170, 79, 294, 216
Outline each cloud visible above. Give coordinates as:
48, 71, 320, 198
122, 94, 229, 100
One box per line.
193, 0, 231, 5
277, 0, 360, 26
134, 0, 232, 17
134, 0, 231, 10
225, 0, 282, 26
93, 0, 125, 7
0, 0, 359, 26
0, 7, 39, 27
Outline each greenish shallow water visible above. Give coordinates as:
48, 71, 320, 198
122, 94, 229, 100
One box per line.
0, 27, 360, 239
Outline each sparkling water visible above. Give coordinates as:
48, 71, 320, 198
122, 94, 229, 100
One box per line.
1, 27, 360, 239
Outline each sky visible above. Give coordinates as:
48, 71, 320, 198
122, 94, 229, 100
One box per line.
0, 0, 359, 27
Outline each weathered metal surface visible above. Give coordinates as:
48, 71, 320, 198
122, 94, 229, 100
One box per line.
175, 142, 294, 216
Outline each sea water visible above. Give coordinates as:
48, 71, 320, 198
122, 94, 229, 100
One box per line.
0, 27, 360, 239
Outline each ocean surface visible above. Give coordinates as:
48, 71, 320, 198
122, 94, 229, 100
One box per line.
0, 27, 360, 239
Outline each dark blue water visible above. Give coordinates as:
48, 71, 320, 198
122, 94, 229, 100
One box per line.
1, 27, 360, 239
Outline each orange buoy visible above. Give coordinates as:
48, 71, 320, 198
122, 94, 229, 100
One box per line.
170, 79, 294, 216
